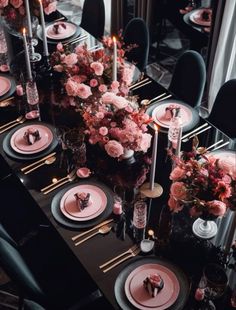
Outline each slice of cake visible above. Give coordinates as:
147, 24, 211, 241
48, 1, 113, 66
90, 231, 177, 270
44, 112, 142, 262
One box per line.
52, 22, 67, 35
74, 192, 90, 211
23, 127, 41, 145
143, 273, 164, 297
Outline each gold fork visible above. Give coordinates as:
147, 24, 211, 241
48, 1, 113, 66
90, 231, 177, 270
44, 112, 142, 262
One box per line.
0, 117, 26, 134
40, 169, 76, 192
101, 246, 140, 273
41, 173, 77, 195
0, 115, 24, 131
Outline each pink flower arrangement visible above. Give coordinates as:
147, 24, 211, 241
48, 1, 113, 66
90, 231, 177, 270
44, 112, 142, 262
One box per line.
82, 95, 152, 159
51, 34, 136, 108
0, 0, 57, 31
168, 149, 236, 218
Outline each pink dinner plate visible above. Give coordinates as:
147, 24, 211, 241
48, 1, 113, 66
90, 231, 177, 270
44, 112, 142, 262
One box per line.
152, 103, 192, 128
60, 184, 107, 221
46, 22, 77, 40
0, 76, 11, 96
10, 125, 53, 154
124, 263, 180, 310
189, 8, 212, 27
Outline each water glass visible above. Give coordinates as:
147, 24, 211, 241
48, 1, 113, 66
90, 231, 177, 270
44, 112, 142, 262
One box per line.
25, 80, 40, 120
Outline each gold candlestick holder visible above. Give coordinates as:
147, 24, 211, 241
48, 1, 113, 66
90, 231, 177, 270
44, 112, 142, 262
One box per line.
139, 182, 163, 199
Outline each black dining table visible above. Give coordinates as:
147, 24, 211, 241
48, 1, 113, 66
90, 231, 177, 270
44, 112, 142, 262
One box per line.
0, 25, 235, 310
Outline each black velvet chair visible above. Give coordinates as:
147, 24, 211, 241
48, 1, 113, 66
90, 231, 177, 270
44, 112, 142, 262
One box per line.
123, 17, 150, 72
80, 0, 105, 39
23, 299, 45, 310
168, 50, 206, 108
207, 79, 236, 139
0, 236, 100, 310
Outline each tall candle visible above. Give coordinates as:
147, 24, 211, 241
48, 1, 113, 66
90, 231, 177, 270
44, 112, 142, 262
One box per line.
38, 0, 49, 56
22, 28, 33, 80
112, 36, 117, 81
149, 124, 158, 191
24, 0, 33, 38
176, 123, 183, 158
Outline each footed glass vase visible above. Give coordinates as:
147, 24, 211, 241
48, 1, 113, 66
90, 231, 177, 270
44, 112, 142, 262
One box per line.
192, 215, 218, 239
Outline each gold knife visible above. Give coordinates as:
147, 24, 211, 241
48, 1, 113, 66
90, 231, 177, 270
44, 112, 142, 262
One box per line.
21, 152, 57, 172
71, 219, 113, 241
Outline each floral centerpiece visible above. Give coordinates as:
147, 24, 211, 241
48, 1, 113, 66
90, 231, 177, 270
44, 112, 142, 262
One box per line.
168, 148, 235, 219
50, 34, 153, 160
0, 0, 57, 32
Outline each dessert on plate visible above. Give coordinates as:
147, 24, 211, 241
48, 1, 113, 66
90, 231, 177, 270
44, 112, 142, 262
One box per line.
143, 273, 164, 297
74, 192, 91, 211
52, 22, 67, 34
23, 127, 41, 145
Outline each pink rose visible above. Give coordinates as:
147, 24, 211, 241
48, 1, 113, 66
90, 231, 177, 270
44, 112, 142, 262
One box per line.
170, 182, 188, 200
56, 42, 64, 52
65, 78, 79, 97
104, 140, 124, 158
76, 83, 92, 99
102, 92, 115, 104
138, 133, 152, 153
10, 0, 22, 8
16, 84, 24, 96
207, 200, 226, 217
90, 62, 104, 76
99, 127, 108, 136
89, 79, 98, 87
168, 195, 183, 213
62, 53, 78, 66
189, 206, 202, 218
170, 167, 186, 181
121, 65, 134, 85
53, 64, 64, 72
195, 288, 205, 301
96, 112, 104, 119
98, 84, 107, 93
0, 0, 9, 8
44, 1, 57, 15
111, 80, 120, 93
218, 158, 236, 180
18, 5, 24, 14
112, 95, 128, 109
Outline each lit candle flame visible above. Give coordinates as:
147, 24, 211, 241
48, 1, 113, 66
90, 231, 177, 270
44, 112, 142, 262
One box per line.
22, 27, 26, 35
154, 123, 158, 132
113, 36, 116, 43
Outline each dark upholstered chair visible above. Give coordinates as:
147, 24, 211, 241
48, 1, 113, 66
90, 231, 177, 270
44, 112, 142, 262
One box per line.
23, 299, 45, 310
168, 50, 206, 108
80, 0, 105, 39
207, 79, 236, 139
0, 236, 100, 310
123, 17, 150, 72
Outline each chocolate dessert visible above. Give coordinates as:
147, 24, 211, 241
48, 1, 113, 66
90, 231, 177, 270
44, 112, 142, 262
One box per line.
23, 128, 41, 145
74, 192, 91, 211
52, 22, 67, 35
143, 273, 164, 297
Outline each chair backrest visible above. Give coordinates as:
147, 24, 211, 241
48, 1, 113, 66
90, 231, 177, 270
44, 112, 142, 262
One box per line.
207, 79, 236, 139
0, 237, 46, 305
123, 17, 150, 72
80, 0, 105, 39
0, 223, 17, 248
169, 50, 206, 108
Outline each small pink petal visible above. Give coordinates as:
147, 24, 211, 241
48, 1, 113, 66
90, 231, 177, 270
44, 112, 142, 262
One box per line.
76, 167, 91, 178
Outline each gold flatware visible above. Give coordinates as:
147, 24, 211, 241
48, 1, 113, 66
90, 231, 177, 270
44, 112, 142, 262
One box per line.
75, 225, 112, 246
41, 173, 77, 195
141, 93, 167, 106
64, 34, 88, 46
99, 244, 138, 269
21, 152, 57, 172
181, 123, 208, 140
0, 117, 26, 134
24, 156, 57, 175
101, 247, 140, 273
131, 80, 152, 91
182, 125, 212, 142
40, 169, 76, 192
0, 115, 24, 131
210, 141, 230, 152
88, 44, 100, 51
129, 77, 149, 90
0, 96, 14, 107
205, 139, 224, 151
53, 17, 65, 22
71, 219, 114, 241
154, 94, 172, 102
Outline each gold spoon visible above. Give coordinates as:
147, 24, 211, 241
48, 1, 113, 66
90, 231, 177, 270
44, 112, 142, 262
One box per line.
75, 225, 112, 246
24, 156, 57, 175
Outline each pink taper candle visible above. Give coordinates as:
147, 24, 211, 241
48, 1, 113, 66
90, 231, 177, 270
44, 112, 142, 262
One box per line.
149, 124, 158, 191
